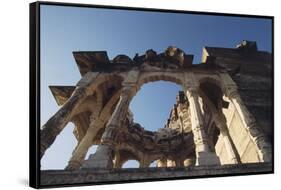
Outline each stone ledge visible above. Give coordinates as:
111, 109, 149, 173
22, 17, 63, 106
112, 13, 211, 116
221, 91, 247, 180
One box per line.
40, 162, 273, 187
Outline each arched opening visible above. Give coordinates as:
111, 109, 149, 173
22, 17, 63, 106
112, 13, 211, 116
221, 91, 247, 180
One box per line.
85, 145, 98, 160
149, 160, 157, 168
115, 148, 141, 169
41, 123, 77, 169
122, 160, 140, 168
129, 81, 182, 132
95, 75, 123, 107
199, 79, 224, 110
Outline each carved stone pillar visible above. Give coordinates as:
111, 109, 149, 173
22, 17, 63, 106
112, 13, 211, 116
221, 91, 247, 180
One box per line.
82, 84, 137, 169
65, 118, 104, 170
114, 150, 122, 169
40, 72, 99, 159
185, 86, 220, 166
226, 86, 272, 162
213, 114, 239, 164
139, 155, 150, 168
139, 161, 150, 168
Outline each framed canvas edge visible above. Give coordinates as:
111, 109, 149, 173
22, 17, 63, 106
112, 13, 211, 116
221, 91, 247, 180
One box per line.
30, 2, 41, 189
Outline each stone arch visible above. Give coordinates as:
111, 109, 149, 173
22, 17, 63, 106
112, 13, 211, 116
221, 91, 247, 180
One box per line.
116, 144, 142, 168
121, 159, 140, 168
198, 76, 225, 95
95, 75, 123, 106
71, 73, 124, 120
126, 72, 184, 133
198, 77, 225, 110
117, 143, 143, 162
137, 72, 184, 91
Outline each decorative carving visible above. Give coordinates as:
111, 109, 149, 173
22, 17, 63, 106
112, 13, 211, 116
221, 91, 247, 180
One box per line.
145, 49, 158, 62
165, 46, 185, 66
73, 46, 194, 72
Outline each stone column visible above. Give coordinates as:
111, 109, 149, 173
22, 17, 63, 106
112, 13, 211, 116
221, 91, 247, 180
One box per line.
40, 72, 98, 159
139, 154, 150, 168
65, 118, 104, 170
185, 86, 220, 166
82, 84, 137, 169
213, 114, 239, 164
139, 160, 150, 168
175, 159, 184, 167
114, 150, 122, 169
226, 86, 272, 162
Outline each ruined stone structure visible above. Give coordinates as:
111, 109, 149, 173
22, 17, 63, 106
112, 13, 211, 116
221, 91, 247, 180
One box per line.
40, 41, 273, 185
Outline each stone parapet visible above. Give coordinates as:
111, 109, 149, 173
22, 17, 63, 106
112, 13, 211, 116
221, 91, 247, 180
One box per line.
41, 162, 272, 186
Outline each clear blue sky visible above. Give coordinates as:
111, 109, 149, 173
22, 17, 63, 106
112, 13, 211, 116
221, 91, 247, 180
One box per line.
40, 4, 272, 169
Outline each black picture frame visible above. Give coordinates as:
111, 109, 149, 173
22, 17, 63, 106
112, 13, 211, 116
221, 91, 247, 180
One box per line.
30, 1, 274, 188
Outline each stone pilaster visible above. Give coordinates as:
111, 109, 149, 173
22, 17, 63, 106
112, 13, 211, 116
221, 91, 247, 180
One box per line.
139, 155, 150, 168
185, 86, 220, 166
213, 114, 239, 164
113, 150, 122, 169
65, 118, 104, 170
226, 86, 272, 162
40, 72, 99, 159
82, 84, 137, 169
